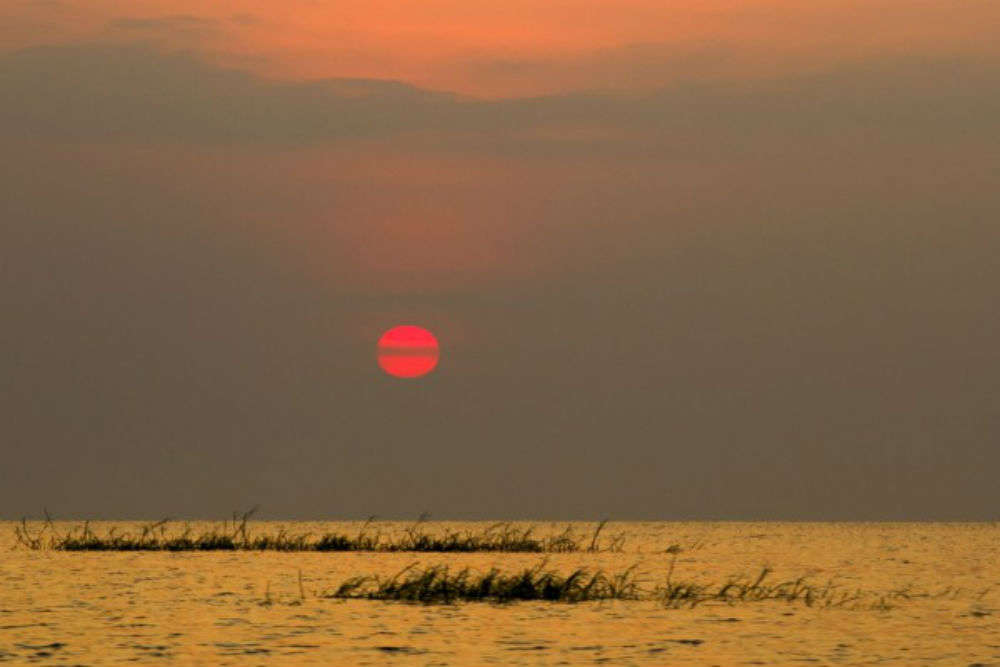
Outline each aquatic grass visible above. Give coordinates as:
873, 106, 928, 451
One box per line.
656, 564, 931, 610
646, 552, 858, 609
656, 568, 857, 609
324, 558, 933, 610
13, 512, 630, 553
325, 562, 642, 603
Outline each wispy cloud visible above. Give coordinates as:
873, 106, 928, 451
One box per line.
2, 44, 997, 156
108, 14, 220, 32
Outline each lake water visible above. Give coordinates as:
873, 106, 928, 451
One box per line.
2, 521, 997, 665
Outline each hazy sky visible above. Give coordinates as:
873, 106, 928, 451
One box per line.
2, 1, 998, 520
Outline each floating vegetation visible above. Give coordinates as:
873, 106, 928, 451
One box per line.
657, 567, 868, 609
650, 552, 923, 610
13, 511, 629, 553
13, 512, 954, 611
324, 557, 945, 609
325, 562, 642, 603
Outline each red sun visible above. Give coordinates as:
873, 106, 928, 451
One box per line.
377, 325, 440, 378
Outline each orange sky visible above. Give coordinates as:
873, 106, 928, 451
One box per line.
4, 0, 998, 97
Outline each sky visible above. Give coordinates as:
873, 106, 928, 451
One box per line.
2, 0, 998, 520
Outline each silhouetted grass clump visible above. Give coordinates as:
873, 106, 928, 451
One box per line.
657, 567, 868, 608
323, 555, 935, 609
652, 554, 928, 610
13, 512, 627, 553
326, 562, 642, 603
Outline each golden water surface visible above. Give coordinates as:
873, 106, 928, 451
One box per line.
1, 521, 997, 665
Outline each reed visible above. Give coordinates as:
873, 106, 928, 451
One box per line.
326, 559, 924, 609
657, 567, 863, 609
13, 513, 629, 553
325, 562, 642, 603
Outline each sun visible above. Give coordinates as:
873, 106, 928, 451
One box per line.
377, 325, 440, 378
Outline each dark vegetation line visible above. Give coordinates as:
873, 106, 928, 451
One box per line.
322, 560, 940, 609
13, 511, 962, 610
13, 510, 632, 553
328, 562, 642, 603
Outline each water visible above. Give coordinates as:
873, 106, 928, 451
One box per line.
2, 521, 997, 665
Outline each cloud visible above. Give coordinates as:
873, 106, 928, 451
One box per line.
0, 45, 459, 143
2, 44, 998, 152
108, 15, 220, 32
230, 13, 259, 26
